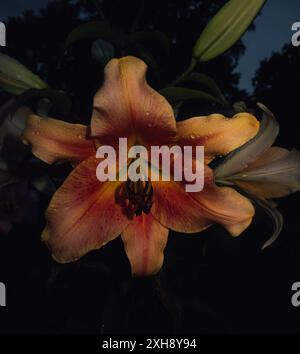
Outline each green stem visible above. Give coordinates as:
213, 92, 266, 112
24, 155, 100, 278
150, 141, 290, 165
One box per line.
169, 58, 197, 86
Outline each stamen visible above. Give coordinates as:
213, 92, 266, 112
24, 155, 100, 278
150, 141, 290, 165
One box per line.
125, 179, 153, 216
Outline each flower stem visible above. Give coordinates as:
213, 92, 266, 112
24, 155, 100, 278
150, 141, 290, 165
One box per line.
169, 58, 197, 86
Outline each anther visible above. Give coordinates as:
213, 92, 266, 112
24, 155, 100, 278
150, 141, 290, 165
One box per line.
125, 180, 153, 216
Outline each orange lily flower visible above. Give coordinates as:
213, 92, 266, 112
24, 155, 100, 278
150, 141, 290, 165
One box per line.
22, 56, 260, 276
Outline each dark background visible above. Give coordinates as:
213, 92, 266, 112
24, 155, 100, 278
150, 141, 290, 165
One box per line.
0, 0, 299, 334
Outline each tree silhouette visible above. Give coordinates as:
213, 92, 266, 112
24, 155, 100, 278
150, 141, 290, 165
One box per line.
253, 44, 300, 150
1, 0, 249, 120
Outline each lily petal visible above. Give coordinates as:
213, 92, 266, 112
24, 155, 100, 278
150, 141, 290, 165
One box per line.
176, 112, 259, 163
42, 157, 130, 263
240, 190, 283, 250
215, 103, 279, 178
91, 56, 176, 144
192, 184, 255, 236
22, 114, 95, 164
151, 181, 212, 234
231, 147, 300, 198
152, 166, 254, 236
121, 213, 169, 276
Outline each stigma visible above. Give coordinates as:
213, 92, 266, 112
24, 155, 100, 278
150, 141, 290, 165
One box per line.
125, 179, 153, 216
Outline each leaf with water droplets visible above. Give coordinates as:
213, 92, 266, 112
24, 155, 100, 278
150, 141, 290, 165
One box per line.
0, 53, 47, 95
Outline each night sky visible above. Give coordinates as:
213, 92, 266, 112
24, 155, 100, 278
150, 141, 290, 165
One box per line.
237, 0, 300, 91
0, 0, 299, 92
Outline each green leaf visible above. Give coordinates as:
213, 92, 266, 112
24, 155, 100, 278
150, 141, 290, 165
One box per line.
65, 21, 128, 50
18, 88, 72, 116
159, 86, 223, 105
130, 31, 170, 56
0, 53, 47, 95
180, 72, 227, 104
91, 39, 114, 66
193, 0, 266, 62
